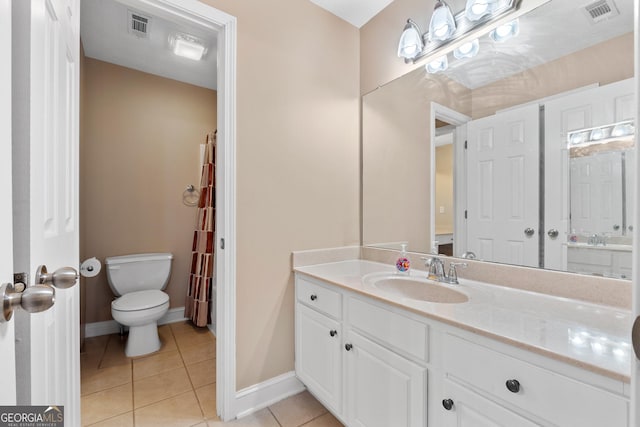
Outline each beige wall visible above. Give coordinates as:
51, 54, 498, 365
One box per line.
471, 33, 634, 118
199, 0, 360, 390
80, 58, 217, 323
435, 143, 453, 234
362, 68, 471, 253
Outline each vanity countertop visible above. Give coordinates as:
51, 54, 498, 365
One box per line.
565, 242, 632, 252
294, 259, 632, 382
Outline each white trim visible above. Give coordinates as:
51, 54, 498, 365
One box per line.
84, 307, 188, 338
116, 1, 237, 421
234, 372, 305, 420
429, 103, 471, 257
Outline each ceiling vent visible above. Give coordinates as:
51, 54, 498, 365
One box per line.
583, 0, 619, 24
128, 10, 151, 38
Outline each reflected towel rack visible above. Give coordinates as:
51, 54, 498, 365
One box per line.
183, 185, 200, 207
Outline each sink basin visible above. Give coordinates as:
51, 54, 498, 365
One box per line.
364, 275, 468, 304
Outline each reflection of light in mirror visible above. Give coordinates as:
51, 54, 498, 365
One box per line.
454, 39, 480, 59
611, 123, 634, 137
567, 120, 635, 148
590, 128, 606, 140
490, 19, 519, 42
426, 55, 449, 73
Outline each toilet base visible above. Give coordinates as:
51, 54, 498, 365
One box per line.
125, 322, 161, 357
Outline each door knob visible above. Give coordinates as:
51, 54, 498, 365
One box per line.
35, 265, 79, 289
547, 229, 559, 239
632, 316, 640, 360
505, 379, 521, 393
524, 228, 535, 237
1, 283, 55, 322
442, 399, 454, 410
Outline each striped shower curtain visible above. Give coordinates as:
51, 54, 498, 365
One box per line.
184, 131, 216, 327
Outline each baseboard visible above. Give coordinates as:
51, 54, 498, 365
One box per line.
234, 371, 305, 419
84, 307, 187, 338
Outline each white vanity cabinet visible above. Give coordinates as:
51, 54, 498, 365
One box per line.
441, 334, 629, 426
295, 275, 427, 427
294, 272, 629, 427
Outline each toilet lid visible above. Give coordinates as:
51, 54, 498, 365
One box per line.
112, 290, 169, 312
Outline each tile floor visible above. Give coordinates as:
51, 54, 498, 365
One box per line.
81, 321, 343, 427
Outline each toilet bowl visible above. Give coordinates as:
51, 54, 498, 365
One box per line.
105, 253, 173, 357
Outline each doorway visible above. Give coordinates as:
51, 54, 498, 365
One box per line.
78, 0, 237, 422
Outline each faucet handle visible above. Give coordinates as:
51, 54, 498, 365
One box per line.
446, 262, 467, 284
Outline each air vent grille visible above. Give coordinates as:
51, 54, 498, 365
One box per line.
128, 10, 151, 38
583, 0, 619, 23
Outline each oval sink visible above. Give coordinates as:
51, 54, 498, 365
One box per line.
366, 276, 468, 304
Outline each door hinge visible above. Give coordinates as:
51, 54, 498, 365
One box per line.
464, 140, 468, 149
220, 238, 225, 250
464, 210, 468, 219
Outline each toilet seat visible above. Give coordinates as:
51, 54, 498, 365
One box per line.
112, 290, 169, 312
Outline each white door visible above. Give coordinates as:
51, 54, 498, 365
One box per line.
12, 0, 81, 424
0, 0, 17, 406
544, 78, 635, 270
466, 104, 540, 267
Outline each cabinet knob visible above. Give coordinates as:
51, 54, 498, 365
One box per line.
345, 343, 353, 351
310, 294, 317, 301
329, 330, 337, 337
505, 379, 521, 393
442, 399, 454, 410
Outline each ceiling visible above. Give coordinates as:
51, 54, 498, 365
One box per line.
80, 0, 218, 90
308, 0, 395, 28
439, 0, 634, 89
80, 0, 633, 92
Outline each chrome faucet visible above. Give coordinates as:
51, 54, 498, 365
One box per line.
421, 256, 446, 282
442, 262, 467, 285
421, 257, 467, 284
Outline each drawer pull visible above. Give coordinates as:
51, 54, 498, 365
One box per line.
345, 343, 353, 351
506, 379, 521, 393
310, 294, 317, 301
329, 330, 337, 337
442, 399, 454, 410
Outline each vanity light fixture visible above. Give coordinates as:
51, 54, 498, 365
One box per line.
170, 33, 207, 61
397, 0, 517, 64
398, 19, 425, 60
465, 0, 501, 21
453, 39, 480, 59
429, 0, 457, 42
426, 55, 449, 73
489, 19, 519, 42
567, 120, 635, 148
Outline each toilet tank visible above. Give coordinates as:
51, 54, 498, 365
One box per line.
105, 253, 174, 296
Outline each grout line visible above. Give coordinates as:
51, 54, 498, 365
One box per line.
84, 410, 133, 427
267, 407, 283, 427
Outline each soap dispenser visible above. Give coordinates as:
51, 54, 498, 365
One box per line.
395, 244, 411, 275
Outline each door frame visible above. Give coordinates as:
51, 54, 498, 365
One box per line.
430, 102, 470, 257
0, 0, 16, 406
113, 0, 237, 420
631, 0, 639, 422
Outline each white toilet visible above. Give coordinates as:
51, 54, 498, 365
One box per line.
105, 253, 173, 357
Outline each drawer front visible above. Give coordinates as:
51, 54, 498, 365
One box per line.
296, 277, 342, 319
444, 334, 628, 427
348, 297, 428, 362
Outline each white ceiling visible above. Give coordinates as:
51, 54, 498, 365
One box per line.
309, 0, 395, 27
440, 0, 634, 89
80, 0, 218, 90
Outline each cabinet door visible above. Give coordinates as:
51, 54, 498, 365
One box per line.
296, 304, 342, 414
441, 379, 539, 427
345, 331, 427, 427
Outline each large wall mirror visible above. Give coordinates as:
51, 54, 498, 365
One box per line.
362, 0, 635, 279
